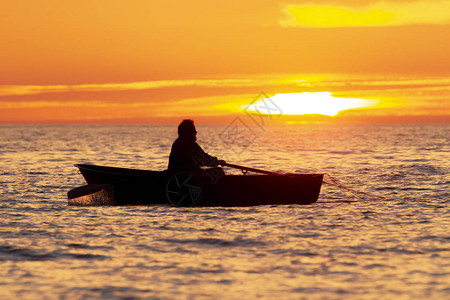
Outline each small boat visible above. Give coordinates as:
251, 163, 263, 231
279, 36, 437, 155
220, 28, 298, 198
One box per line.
68, 164, 323, 207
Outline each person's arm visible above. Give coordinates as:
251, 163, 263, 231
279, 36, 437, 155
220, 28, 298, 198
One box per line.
217, 159, 226, 166
193, 143, 225, 167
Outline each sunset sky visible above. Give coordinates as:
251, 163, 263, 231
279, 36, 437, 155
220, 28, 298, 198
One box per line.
1, 0, 449, 124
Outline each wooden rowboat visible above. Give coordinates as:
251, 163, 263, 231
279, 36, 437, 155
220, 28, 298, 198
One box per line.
68, 164, 323, 206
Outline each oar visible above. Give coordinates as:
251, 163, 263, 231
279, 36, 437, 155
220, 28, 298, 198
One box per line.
222, 163, 280, 175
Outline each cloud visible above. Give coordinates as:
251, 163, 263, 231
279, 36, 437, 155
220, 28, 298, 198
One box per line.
0, 79, 261, 96
280, 0, 450, 27
4, 75, 450, 98
0, 93, 255, 118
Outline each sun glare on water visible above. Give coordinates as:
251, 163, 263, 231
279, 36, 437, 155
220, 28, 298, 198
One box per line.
245, 92, 377, 116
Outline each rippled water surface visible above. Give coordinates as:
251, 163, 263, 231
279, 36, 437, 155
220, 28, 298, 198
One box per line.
0, 124, 449, 299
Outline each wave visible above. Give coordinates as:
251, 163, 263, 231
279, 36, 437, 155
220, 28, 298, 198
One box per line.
160, 237, 267, 247
0, 244, 110, 262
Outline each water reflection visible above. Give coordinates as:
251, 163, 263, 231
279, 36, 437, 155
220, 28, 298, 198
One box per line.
0, 124, 448, 298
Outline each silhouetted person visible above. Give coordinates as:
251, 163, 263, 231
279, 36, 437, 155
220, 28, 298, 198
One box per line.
168, 119, 226, 177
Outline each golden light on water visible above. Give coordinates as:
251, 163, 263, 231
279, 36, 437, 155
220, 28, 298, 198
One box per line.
244, 92, 378, 116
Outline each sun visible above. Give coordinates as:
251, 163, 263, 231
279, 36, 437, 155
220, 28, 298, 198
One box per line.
244, 92, 377, 116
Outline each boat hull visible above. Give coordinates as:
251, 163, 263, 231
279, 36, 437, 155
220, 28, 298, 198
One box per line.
70, 164, 323, 206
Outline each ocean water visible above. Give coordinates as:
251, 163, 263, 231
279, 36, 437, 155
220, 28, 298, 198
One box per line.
0, 124, 449, 299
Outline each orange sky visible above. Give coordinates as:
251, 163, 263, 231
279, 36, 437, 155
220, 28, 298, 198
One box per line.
0, 0, 449, 124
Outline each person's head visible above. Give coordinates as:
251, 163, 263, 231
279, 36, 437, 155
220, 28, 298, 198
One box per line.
178, 119, 197, 141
